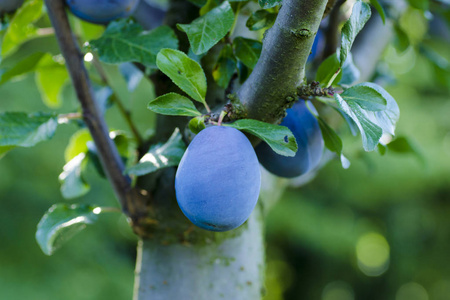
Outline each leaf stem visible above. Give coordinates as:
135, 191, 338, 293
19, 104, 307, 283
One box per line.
326, 68, 341, 87
92, 56, 144, 146
204, 101, 211, 114
228, 2, 243, 38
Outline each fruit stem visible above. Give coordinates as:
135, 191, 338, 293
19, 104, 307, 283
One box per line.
217, 110, 227, 126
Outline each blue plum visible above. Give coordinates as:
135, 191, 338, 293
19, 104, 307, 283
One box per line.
175, 126, 261, 232
65, 0, 139, 24
308, 29, 324, 62
0, 0, 23, 14
256, 100, 324, 178
132, 0, 165, 30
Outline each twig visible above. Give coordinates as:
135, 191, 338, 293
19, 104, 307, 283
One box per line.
44, 0, 140, 217
57, 112, 82, 124
323, 0, 340, 19
323, 0, 344, 59
92, 56, 145, 146
297, 81, 336, 98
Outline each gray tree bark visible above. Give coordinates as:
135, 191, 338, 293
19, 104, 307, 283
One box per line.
133, 206, 265, 300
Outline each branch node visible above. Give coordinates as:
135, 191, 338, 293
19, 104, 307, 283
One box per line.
290, 28, 314, 39
225, 93, 248, 121
297, 81, 336, 98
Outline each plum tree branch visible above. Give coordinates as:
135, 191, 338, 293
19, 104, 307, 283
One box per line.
44, 0, 147, 219
236, 0, 328, 123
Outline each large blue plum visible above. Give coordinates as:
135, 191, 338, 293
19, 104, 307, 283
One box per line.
65, 0, 139, 24
0, 0, 23, 14
175, 126, 261, 232
256, 100, 324, 178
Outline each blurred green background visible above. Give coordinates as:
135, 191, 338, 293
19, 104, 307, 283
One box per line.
1, 11, 450, 300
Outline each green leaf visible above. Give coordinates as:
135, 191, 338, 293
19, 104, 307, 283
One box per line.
0, 34, 60, 75
0, 52, 45, 85
246, 10, 277, 31
317, 117, 342, 156
35, 54, 69, 108
118, 63, 143, 92
110, 131, 130, 158
177, 1, 234, 55
394, 23, 410, 53
36, 204, 101, 255
59, 153, 90, 199
188, 0, 207, 6
73, 18, 105, 41
378, 143, 387, 155
225, 119, 298, 157
1, 0, 44, 57
339, 52, 360, 86
64, 129, 92, 162
86, 131, 130, 178
335, 93, 382, 151
317, 117, 351, 169
188, 116, 206, 134
339, 83, 398, 137
199, 0, 220, 16
369, 0, 386, 24
125, 128, 186, 176
315, 53, 342, 86
212, 44, 237, 88
233, 37, 262, 69
156, 48, 207, 105
339, 1, 371, 65
387, 136, 425, 165
148, 93, 202, 117
357, 83, 399, 136
407, 0, 429, 11
341, 82, 387, 111
89, 21, 178, 68
0, 145, 15, 159
0, 112, 58, 147
333, 106, 358, 136
258, 0, 281, 9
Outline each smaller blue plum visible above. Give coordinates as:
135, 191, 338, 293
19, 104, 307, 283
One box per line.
308, 29, 324, 62
132, 0, 165, 30
65, 0, 139, 24
255, 100, 324, 178
0, 0, 24, 14
175, 126, 261, 232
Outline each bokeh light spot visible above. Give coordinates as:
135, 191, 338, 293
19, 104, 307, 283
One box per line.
322, 281, 354, 300
84, 52, 94, 62
356, 232, 390, 276
396, 282, 428, 300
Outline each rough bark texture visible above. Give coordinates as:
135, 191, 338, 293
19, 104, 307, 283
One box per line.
237, 0, 328, 123
134, 206, 265, 300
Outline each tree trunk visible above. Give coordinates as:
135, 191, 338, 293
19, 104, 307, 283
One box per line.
133, 205, 265, 300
